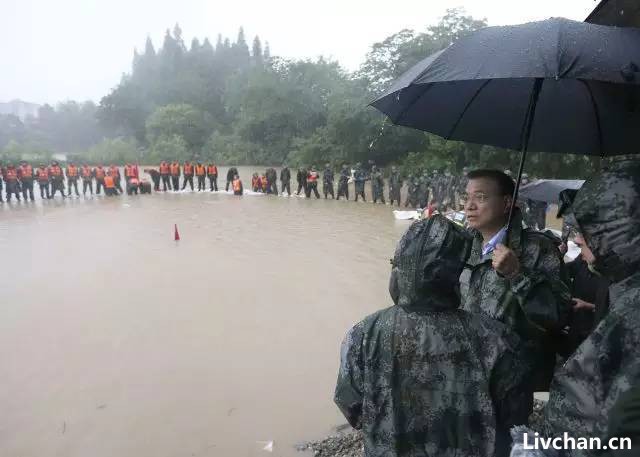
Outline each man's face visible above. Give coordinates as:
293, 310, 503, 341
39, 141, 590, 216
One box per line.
574, 233, 596, 265
464, 178, 511, 231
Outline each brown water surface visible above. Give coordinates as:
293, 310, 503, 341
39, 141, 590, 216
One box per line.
0, 166, 409, 457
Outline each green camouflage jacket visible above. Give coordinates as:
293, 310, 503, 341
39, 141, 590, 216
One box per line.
460, 209, 572, 347
543, 160, 640, 456
335, 216, 528, 457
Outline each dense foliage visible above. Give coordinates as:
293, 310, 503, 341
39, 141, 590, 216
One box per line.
0, 10, 601, 178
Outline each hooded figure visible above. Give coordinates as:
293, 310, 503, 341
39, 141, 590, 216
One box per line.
543, 159, 640, 447
335, 215, 527, 457
388, 166, 402, 206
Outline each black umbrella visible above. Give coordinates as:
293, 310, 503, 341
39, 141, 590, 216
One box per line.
371, 17, 640, 227
519, 179, 584, 204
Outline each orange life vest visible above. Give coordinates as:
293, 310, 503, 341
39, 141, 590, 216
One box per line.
252, 176, 260, 188
184, 163, 194, 175
37, 167, 49, 181
195, 165, 206, 176
109, 166, 119, 177
125, 165, 136, 178
67, 165, 78, 178
207, 165, 218, 175
261, 176, 267, 190
81, 166, 92, 178
307, 171, 319, 183
95, 168, 106, 179
50, 165, 62, 178
20, 164, 33, 179
170, 163, 180, 176
5, 168, 18, 181
232, 179, 242, 192
159, 163, 170, 174
104, 175, 115, 188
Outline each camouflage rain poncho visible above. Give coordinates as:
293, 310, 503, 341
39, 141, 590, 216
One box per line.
543, 159, 640, 455
335, 215, 528, 457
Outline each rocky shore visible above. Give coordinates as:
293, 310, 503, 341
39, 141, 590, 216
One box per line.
298, 400, 546, 457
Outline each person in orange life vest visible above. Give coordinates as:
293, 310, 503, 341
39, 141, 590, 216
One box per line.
124, 163, 137, 188
181, 161, 195, 191
207, 163, 218, 191
170, 161, 181, 191
260, 174, 268, 193
159, 161, 171, 191
108, 165, 123, 192
232, 174, 243, 195
65, 162, 80, 197
36, 163, 51, 199
4, 164, 21, 202
306, 166, 321, 199
94, 165, 106, 195
251, 173, 261, 192
19, 160, 35, 201
49, 161, 66, 198
195, 162, 207, 192
126, 176, 140, 195
80, 163, 93, 196
103, 174, 118, 196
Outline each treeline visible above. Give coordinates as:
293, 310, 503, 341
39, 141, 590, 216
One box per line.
0, 9, 600, 178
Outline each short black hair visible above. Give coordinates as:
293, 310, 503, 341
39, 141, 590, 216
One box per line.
466, 169, 515, 197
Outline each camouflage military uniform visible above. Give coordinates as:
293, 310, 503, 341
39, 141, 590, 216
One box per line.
388, 169, 402, 206
460, 209, 572, 418
542, 160, 640, 456
337, 167, 350, 200
371, 167, 385, 204
323, 166, 335, 199
416, 175, 429, 208
404, 176, 417, 207
354, 165, 367, 202
335, 216, 529, 457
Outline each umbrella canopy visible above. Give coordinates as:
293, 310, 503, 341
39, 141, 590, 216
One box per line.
371, 17, 640, 157
519, 179, 585, 204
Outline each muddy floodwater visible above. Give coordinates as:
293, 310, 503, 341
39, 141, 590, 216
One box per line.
0, 166, 410, 457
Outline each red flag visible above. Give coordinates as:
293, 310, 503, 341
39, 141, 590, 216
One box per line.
174, 224, 180, 241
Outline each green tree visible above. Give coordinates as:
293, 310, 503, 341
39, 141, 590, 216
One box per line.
252, 36, 263, 65
146, 134, 189, 162
146, 104, 213, 152
84, 137, 139, 164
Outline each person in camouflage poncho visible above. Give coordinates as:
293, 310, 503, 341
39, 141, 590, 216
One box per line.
371, 165, 386, 204
388, 166, 402, 206
542, 159, 640, 455
335, 215, 528, 457
460, 170, 572, 422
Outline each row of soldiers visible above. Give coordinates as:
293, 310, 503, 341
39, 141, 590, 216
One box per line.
0, 161, 143, 201
1, 159, 548, 228
287, 163, 464, 207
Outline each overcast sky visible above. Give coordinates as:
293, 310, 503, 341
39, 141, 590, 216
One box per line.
2, 0, 598, 105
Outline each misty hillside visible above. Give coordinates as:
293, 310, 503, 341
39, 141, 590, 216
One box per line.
0, 100, 40, 120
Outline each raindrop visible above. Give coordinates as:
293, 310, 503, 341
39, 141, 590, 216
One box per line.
369, 118, 388, 150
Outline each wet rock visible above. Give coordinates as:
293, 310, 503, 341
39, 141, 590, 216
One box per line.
301, 399, 547, 456
297, 428, 363, 457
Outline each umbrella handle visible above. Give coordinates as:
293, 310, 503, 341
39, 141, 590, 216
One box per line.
507, 78, 543, 243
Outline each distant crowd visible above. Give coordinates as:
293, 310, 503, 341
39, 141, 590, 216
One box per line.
0, 159, 550, 230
